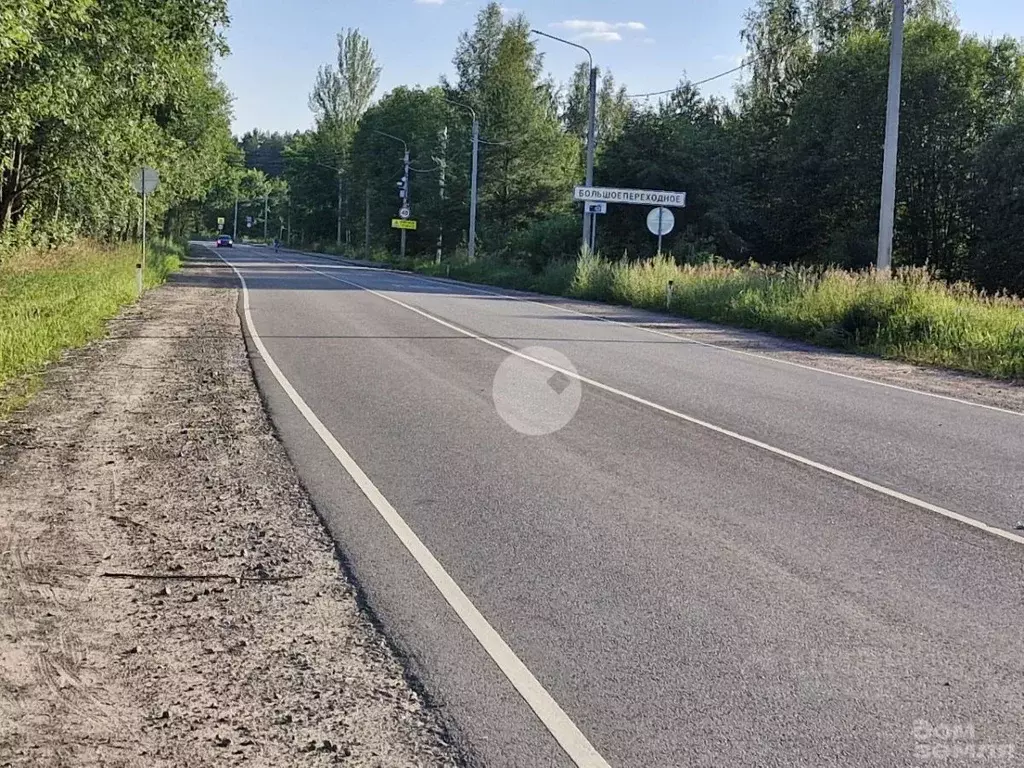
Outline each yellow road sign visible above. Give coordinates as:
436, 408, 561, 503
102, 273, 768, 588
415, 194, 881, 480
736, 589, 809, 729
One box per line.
216, 216, 225, 227
391, 218, 417, 230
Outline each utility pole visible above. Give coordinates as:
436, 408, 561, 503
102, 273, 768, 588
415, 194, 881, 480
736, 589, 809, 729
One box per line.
584, 63, 597, 252
876, 0, 905, 274
436, 126, 447, 265
233, 191, 238, 240
337, 171, 343, 248
445, 99, 480, 262
469, 117, 480, 262
532, 30, 597, 253
364, 186, 371, 258
401, 147, 410, 259
373, 131, 411, 260
263, 191, 269, 243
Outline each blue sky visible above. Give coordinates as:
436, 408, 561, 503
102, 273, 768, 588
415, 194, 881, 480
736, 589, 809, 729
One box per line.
219, 0, 1024, 136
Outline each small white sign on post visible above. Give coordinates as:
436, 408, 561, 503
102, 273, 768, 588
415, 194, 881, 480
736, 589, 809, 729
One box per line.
399, 206, 411, 219
574, 186, 686, 207
584, 201, 607, 215
132, 167, 160, 196
132, 166, 159, 296
647, 207, 675, 254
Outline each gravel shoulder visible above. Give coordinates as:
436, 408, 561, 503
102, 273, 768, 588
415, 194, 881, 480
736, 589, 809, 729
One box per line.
0, 249, 461, 767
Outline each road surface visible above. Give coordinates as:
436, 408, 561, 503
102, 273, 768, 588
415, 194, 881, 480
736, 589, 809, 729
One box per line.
205, 243, 1024, 767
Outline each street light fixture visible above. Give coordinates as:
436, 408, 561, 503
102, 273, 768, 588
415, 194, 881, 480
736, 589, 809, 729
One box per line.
532, 29, 597, 253
445, 99, 480, 262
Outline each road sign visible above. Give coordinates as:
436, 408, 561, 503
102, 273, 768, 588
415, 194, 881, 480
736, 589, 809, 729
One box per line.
391, 218, 417, 231
647, 207, 675, 236
584, 201, 607, 215
132, 166, 159, 196
399, 206, 411, 219
574, 186, 686, 207
216, 216, 225, 228
245, 216, 253, 229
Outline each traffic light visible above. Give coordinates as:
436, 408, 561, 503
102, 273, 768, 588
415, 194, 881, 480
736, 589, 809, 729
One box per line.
397, 177, 408, 200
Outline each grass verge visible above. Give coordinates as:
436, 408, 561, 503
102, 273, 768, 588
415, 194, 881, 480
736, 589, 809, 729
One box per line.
314, 244, 1024, 381
0, 239, 182, 414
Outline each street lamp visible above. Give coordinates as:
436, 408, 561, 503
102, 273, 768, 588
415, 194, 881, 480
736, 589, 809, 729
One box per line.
532, 29, 597, 253
445, 99, 480, 262
374, 130, 412, 258
876, 0, 905, 273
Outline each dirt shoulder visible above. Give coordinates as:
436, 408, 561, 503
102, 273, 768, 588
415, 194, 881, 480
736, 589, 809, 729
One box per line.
0, 250, 461, 767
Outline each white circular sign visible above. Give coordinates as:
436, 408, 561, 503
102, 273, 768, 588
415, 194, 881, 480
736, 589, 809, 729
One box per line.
492, 347, 582, 436
132, 166, 160, 195
646, 207, 674, 236
399, 206, 411, 219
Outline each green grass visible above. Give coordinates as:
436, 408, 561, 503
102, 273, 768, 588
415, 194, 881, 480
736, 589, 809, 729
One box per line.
572, 253, 1024, 379
297, 242, 1024, 380
0, 239, 182, 410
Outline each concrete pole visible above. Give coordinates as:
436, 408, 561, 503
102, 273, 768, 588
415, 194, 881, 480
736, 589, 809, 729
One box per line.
263, 191, 269, 242
365, 186, 371, 258
583, 64, 598, 252
337, 172, 343, 248
437, 126, 447, 265
400, 148, 410, 259
233, 193, 238, 240
876, 0, 905, 274
469, 118, 480, 262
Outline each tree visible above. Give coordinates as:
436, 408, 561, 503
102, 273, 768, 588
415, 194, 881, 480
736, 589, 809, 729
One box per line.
450, 4, 579, 246
969, 103, 1024, 294
0, 0, 235, 246
562, 64, 632, 156
309, 29, 382, 133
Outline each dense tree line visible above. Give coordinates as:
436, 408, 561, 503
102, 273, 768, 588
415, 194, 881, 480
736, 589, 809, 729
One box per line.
0, 0, 238, 253
238, 0, 1023, 293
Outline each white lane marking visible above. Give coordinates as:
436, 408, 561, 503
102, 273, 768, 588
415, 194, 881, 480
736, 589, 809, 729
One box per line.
213, 248, 611, 768
289, 248, 1022, 418
274, 254, 1024, 549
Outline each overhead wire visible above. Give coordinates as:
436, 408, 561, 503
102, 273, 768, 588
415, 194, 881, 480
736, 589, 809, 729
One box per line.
623, 2, 862, 100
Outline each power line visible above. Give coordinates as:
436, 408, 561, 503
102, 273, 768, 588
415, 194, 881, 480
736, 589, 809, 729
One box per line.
624, 2, 860, 100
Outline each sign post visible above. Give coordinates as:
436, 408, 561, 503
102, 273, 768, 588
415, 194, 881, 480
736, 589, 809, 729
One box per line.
132, 167, 159, 296
646, 206, 675, 254
391, 218, 417, 231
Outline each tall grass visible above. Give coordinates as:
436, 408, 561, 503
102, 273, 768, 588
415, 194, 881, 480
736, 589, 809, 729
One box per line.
0, 239, 183, 402
301, 240, 1024, 379
569, 255, 1024, 379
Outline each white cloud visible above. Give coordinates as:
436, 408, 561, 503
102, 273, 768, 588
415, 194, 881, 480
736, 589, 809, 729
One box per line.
550, 19, 647, 43
578, 31, 622, 43
414, 0, 445, 5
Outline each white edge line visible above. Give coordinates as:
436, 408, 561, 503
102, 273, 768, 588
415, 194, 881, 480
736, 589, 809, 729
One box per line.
212, 247, 612, 768
288, 247, 1021, 419
274, 252, 1024, 549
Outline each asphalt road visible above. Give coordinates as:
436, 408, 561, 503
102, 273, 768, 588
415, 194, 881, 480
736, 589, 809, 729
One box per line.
206, 243, 1024, 767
